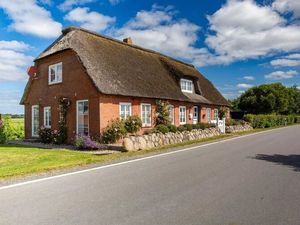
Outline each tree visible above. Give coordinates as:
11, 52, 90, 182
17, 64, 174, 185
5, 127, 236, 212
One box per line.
236, 83, 299, 115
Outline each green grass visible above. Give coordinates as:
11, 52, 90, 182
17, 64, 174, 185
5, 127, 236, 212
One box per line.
0, 124, 298, 181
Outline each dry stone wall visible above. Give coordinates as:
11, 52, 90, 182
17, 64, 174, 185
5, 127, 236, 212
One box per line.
225, 124, 253, 133
123, 128, 222, 151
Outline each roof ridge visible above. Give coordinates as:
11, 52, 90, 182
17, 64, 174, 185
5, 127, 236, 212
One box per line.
62, 26, 195, 68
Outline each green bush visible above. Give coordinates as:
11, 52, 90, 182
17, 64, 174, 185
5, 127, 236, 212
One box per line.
167, 124, 177, 133
177, 125, 187, 132
0, 116, 24, 142
183, 124, 193, 131
124, 116, 142, 134
38, 127, 54, 144
156, 124, 169, 134
244, 114, 300, 128
102, 119, 127, 144
0, 120, 6, 144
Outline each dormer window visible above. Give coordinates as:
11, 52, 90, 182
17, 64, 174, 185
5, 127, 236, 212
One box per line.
180, 79, 193, 93
49, 62, 62, 85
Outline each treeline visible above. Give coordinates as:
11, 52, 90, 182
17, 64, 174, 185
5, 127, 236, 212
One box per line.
0, 114, 24, 119
230, 83, 300, 115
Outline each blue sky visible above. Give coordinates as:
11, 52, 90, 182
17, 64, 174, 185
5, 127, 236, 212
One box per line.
0, 0, 299, 114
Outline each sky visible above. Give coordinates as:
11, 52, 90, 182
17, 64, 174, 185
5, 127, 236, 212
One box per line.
0, 0, 299, 114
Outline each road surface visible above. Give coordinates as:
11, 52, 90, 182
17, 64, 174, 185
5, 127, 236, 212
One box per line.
1, 125, 300, 225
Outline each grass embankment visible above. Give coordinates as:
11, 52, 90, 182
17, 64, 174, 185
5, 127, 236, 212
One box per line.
0, 125, 298, 181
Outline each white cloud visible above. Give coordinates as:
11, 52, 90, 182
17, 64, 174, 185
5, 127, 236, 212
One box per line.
270, 53, 300, 67
0, 40, 29, 51
237, 83, 253, 89
0, 41, 33, 81
58, 0, 95, 11
286, 54, 300, 59
111, 5, 221, 67
109, 0, 121, 5
243, 76, 255, 80
205, 0, 300, 64
272, 0, 300, 18
0, 0, 62, 38
65, 7, 115, 32
265, 70, 298, 80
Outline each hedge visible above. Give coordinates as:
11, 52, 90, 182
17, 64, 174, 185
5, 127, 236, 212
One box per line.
244, 114, 300, 128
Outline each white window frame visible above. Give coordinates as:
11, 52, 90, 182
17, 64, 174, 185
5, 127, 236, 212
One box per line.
48, 62, 62, 85
32, 105, 39, 137
119, 102, 132, 120
180, 79, 193, 93
168, 105, 175, 125
206, 108, 211, 123
214, 109, 219, 121
141, 103, 152, 127
179, 106, 187, 125
76, 100, 89, 135
43, 106, 51, 128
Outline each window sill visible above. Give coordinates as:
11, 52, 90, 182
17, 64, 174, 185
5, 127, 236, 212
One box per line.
49, 81, 62, 86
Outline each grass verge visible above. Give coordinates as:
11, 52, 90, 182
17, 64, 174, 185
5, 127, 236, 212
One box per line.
0, 125, 298, 180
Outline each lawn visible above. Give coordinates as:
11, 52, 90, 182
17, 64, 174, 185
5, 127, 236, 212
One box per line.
0, 144, 120, 180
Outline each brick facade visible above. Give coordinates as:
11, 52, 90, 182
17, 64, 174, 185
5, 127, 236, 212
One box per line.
23, 49, 224, 143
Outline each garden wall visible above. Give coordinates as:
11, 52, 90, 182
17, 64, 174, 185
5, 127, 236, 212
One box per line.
123, 127, 221, 151
225, 124, 253, 133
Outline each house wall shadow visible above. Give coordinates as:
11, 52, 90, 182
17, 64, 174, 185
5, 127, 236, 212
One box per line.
253, 154, 300, 172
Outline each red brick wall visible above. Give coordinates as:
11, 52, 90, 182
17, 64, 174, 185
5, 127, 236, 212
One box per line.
23, 50, 99, 142
99, 94, 220, 134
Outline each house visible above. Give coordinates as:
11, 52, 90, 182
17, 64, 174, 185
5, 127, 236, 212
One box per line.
20, 27, 229, 142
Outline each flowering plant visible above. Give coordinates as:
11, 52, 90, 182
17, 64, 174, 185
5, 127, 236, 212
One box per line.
74, 135, 99, 150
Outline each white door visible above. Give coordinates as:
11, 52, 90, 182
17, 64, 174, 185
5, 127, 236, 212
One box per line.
193, 106, 198, 124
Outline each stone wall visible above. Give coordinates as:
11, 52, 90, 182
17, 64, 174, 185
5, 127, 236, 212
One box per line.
225, 124, 253, 133
123, 127, 222, 151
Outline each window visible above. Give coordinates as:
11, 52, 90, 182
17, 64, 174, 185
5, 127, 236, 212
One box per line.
119, 103, 132, 120
180, 79, 193, 93
206, 108, 211, 123
49, 62, 62, 85
168, 105, 175, 125
44, 107, 51, 128
32, 105, 39, 137
77, 100, 89, 135
214, 109, 219, 121
179, 106, 186, 124
141, 104, 151, 127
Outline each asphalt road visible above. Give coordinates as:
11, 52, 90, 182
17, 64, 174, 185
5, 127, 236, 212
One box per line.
1, 126, 300, 225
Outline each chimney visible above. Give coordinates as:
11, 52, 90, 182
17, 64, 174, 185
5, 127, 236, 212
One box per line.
123, 37, 133, 45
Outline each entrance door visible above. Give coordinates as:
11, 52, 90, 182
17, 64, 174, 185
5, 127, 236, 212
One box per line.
193, 106, 198, 124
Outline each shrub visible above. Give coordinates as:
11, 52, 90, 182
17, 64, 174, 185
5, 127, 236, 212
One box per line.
74, 135, 99, 150
167, 124, 177, 133
0, 120, 6, 144
124, 116, 142, 134
156, 124, 169, 134
38, 127, 55, 144
0, 117, 24, 141
244, 114, 300, 128
183, 124, 193, 131
143, 128, 159, 135
177, 125, 187, 132
102, 119, 127, 144
155, 100, 170, 125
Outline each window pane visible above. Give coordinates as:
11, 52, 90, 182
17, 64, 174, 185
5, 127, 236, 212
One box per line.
77, 101, 89, 135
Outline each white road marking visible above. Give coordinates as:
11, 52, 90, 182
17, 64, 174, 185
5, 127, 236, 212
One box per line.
0, 126, 295, 191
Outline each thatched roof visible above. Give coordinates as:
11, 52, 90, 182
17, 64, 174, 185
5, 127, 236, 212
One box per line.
21, 27, 229, 106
